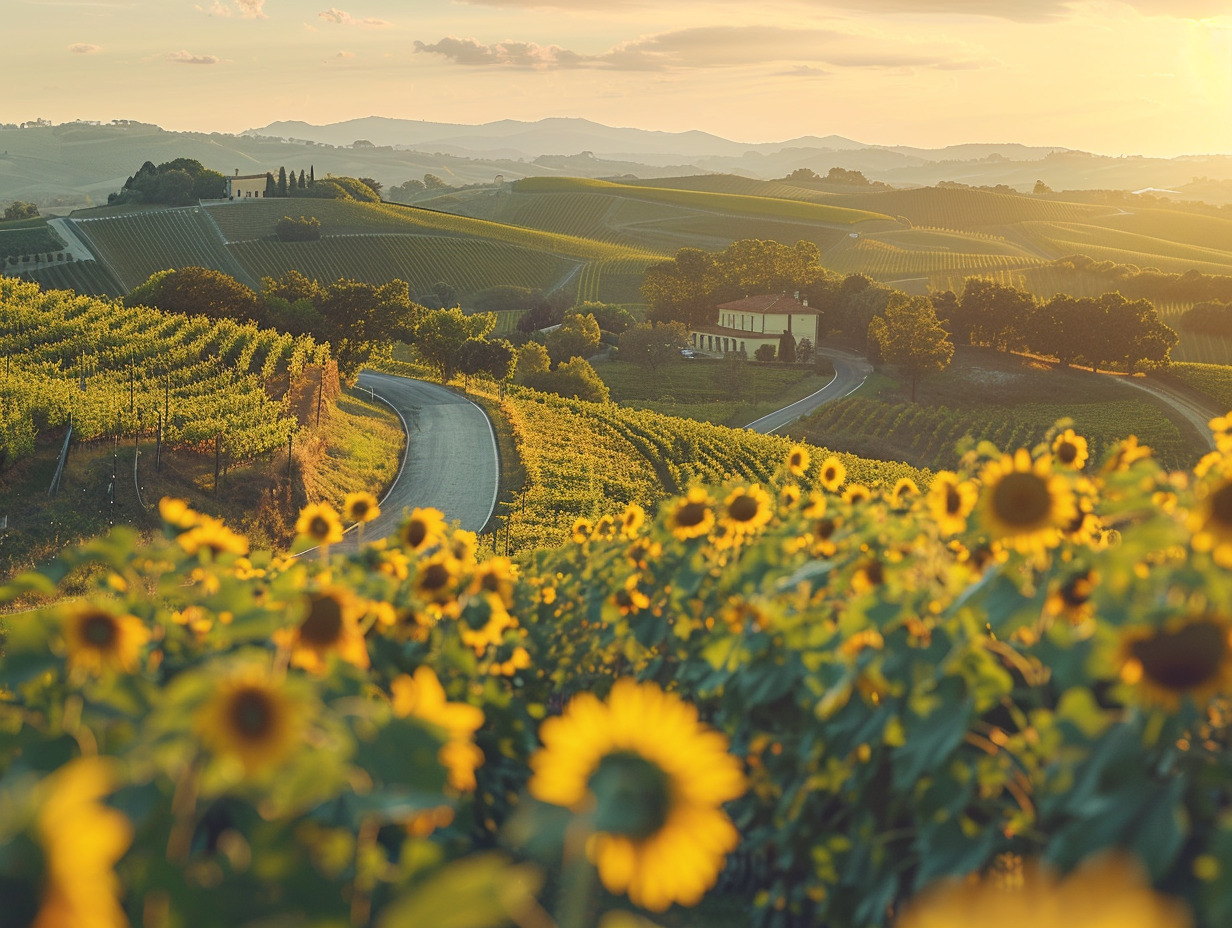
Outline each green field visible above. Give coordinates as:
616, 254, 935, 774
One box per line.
792, 350, 1205, 472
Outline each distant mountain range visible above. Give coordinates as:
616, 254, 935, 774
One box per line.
1, 117, 1230, 214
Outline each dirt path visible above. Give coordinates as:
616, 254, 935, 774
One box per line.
1110, 374, 1218, 452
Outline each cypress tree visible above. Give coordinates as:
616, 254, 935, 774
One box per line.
277, 166, 288, 197
309, 165, 315, 187
264, 172, 276, 197
298, 169, 306, 190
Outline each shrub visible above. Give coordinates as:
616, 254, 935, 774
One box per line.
275, 215, 322, 242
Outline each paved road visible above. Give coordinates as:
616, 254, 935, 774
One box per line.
329, 371, 499, 552
744, 347, 873, 434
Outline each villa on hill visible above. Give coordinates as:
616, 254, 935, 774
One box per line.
226, 171, 271, 199
688, 293, 819, 359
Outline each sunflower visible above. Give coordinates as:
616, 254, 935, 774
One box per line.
779, 484, 802, 509
391, 666, 485, 792
842, 484, 871, 505
572, 517, 594, 544
529, 679, 745, 912
159, 496, 200, 529
469, 556, 517, 608
720, 485, 773, 537
343, 491, 381, 524
1118, 614, 1232, 710
178, 516, 249, 558
277, 587, 370, 673
1190, 471, 1232, 567
414, 553, 461, 607
400, 507, 448, 553
1052, 429, 1089, 470
668, 488, 715, 541
896, 854, 1191, 928
785, 444, 811, 478
927, 471, 978, 536
1045, 569, 1098, 626
33, 757, 132, 928
613, 574, 651, 615
850, 558, 886, 595
62, 604, 150, 676
295, 503, 343, 546
1104, 434, 1152, 472
979, 450, 1076, 554
619, 502, 646, 539
459, 594, 517, 654
890, 477, 920, 507
818, 456, 846, 493
196, 667, 305, 775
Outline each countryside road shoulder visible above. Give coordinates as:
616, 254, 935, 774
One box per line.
744, 347, 872, 434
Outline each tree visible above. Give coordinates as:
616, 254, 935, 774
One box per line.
388, 178, 426, 203
423, 174, 449, 190
523, 357, 609, 403
458, 338, 515, 386
155, 169, 197, 206
796, 337, 815, 365
867, 293, 954, 401
126, 267, 260, 321
514, 342, 551, 384
546, 312, 601, 366
275, 216, 321, 242
2, 201, 38, 221
358, 177, 383, 197
414, 307, 496, 382
278, 166, 288, 197
754, 344, 777, 362
265, 173, 277, 198
1033, 180, 1053, 195
309, 165, 315, 186
786, 167, 820, 182
777, 330, 797, 363
618, 321, 689, 373
298, 170, 307, 190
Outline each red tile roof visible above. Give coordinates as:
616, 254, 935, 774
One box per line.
716, 293, 820, 315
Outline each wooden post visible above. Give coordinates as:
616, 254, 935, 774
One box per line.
214, 433, 222, 496
155, 411, 163, 473
129, 361, 134, 412
315, 370, 324, 428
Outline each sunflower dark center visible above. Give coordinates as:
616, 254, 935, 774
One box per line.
82, 612, 118, 648
674, 501, 708, 528
404, 519, 428, 548
300, 594, 344, 646
728, 494, 761, 523
1060, 573, 1093, 606
589, 750, 672, 841
824, 467, 838, 483
481, 572, 502, 592
992, 472, 1052, 527
790, 452, 804, 468
1131, 620, 1227, 692
351, 501, 370, 519
815, 518, 836, 540
1056, 441, 1079, 465
1209, 483, 1232, 529
615, 589, 634, 609
861, 560, 885, 586
945, 484, 962, 515
228, 687, 276, 741
420, 562, 451, 591
308, 515, 331, 539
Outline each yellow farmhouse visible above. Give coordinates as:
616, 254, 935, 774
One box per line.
688, 293, 820, 358
225, 171, 271, 199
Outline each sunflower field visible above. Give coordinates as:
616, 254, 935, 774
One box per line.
5, 421, 1232, 927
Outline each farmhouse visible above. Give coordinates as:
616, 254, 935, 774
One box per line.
226, 171, 270, 199
688, 293, 820, 359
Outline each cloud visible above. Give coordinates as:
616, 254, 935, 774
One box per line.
414, 26, 987, 73
195, 1, 231, 15
68, 42, 101, 53
318, 7, 389, 26
166, 49, 222, 65
234, 0, 267, 17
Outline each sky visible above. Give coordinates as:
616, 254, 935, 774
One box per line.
5, 0, 1232, 157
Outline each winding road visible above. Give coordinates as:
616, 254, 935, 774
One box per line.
744, 347, 873, 434
329, 371, 500, 551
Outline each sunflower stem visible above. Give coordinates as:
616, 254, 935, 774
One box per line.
556, 820, 599, 928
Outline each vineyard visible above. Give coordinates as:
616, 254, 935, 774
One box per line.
513, 176, 896, 226
227, 235, 580, 296
72, 207, 257, 290
1012, 220, 1232, 275
794, 394, 1195, 472
489, 383, 927, 551
1167, 362, 1232, 413
0, 277, 325, 465
821, 232, 1046, 280
18, 259, 124, 298
840, 185, 1108, 228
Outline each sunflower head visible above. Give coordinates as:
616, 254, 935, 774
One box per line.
928, 470, 978, 536
400, 507, 447, 553
842, 483, 872, 506
891, 477, 920, 507
668, 487, 715, 541
785, 444, 811, 478
62, 605, 150, 676
178, 517, 249, 558
1119, 615, 1232, 709
281, 587, 369, 672
1191, 472, 1232, 567
721, 485, 773, 536
196, 668, 305, 776
295, 503, 343, 545
343, 491, 381, 524
1052, 429, 1089, 470
415, 553, 461, 605
979, 449, 1076, 554
619, 502, 646, 539
818, 456, 846, 493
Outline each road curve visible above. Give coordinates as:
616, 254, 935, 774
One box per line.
1110, 375, 1218, 453
744, 347, 873, 434
330, 371, 499, 551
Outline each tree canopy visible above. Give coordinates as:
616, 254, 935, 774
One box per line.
868, 293, 954, 401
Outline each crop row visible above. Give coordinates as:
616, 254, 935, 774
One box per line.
227, 235, 577, 296
1168, 362, 1232, 412
822, 236, 1045, 279
1012, 221, 1232, 275
796, 395, 1193, 472
839, 186, 1106, 229
72, 208, 255, 291
0, 278, 325, 464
